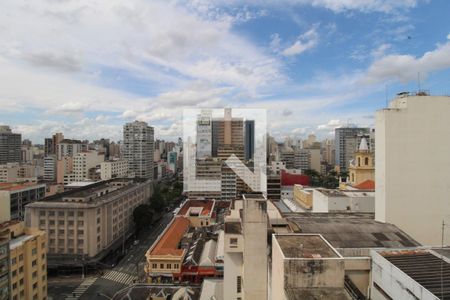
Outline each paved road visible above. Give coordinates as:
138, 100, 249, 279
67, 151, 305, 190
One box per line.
48, 212, 174, 300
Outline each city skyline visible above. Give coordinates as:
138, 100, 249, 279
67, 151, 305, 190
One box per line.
1, 1, 450, 143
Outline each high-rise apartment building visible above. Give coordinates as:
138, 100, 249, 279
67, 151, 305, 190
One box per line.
0, 221, 47, 300
123, 121, 154, 180
0, 126, 21, 164
335, 127, 370, 172
69, 151, 104, 183
211, 109, 244, 158
375, 94, 450, 246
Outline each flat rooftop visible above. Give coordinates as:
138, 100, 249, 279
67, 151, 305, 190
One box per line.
380, 250, 450, 299
177, 199, 215, 217
276, 234, 339, 258
112, 284, 201, 300
0, 182, 44, 192
287, 214, 420, 249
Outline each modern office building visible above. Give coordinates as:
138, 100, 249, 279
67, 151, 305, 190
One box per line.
375, 94, 450, 246
25, 179, 151, 260
0, 221, 47, 300
335, 127, 370, 172
244, 120, 255, 162
123, 121, 154, 180
0, 126, 21, 164
0, 183, 46, 223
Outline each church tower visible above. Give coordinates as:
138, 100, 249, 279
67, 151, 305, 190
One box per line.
348, 137, 374, 187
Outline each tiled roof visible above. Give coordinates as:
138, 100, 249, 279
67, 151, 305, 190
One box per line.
354, 180, 375, 190
281, 170, 310, 186
150, 217, 190, 257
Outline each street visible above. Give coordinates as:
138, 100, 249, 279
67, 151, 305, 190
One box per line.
48, 212, 174, 300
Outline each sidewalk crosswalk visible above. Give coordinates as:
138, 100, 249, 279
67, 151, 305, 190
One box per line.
102, 270, 136, 286
64, 277, 98, 300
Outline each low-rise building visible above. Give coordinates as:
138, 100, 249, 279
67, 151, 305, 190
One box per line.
0, 183, 46, 223
25, 179, 151, 264
177, 200, 216, 227
272, 234, 351, 300
371, 248, 450, 299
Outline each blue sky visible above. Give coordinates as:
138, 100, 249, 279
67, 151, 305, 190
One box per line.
0, 0, 450, 143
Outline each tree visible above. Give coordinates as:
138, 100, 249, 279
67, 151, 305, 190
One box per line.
133, 204, 153, 234
150, 187, 166, 213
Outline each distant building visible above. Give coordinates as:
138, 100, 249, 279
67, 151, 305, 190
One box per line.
123, 121, 154, 180
25, 179, 151, 262
244, 120, 255, 162
376, 94, 450, 246
196, 110, 212, 159
280, 146, 295, 169
0, 126, 21, 164
0, 221, 47, 300
100, 160, 129, 180
267, 174, 281, 201
43, 156, 57, 182
212, 108, 244, 158
335, 127, 370, 172
0, 228, 9, 300
64, 151, 104, 184
0, 182, 46, 223
347, 137, 374, 187
56, 139, 83, 160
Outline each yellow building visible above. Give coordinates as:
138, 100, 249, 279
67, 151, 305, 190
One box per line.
347, 137, 374, 187
0, 221, 47, 300
293, 184, 313, 210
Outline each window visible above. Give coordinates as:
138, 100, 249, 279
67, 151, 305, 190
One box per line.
19, 266, 23, 273
40, 211, 46, 216
19, 278, 23, 285
160, 263, 164, 269
49, 220, 55, 226
68, 211, 74, 217
58, 211, 64, 217
32, 271, 37, 278
77, 230, 84, 235
12, 282, 17, 290
78, 211, 84, 217
167, 264, 172, 269
32, 282, 37, 290
357, 157, 361, 166
12, 270, 17, 277
152, 263, 157, 269
230, 238, 238, 248
39, 220, 46, 226
237, 276, 242, 293
78, 221, 84, 226
58, 220, 65, 225
58, 229, 64, 235
365, 157, 369, 165
11, 258, 16, 265
32, 260, 37, 267
48, 211, 55, 216
32, 248, 37, 255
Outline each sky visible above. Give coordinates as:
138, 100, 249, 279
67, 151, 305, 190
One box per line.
1, 0, 450, 143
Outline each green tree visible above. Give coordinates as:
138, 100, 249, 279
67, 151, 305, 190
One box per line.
133, 204, 153, 234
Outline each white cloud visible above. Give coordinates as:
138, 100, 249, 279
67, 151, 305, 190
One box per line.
371, 44, 391, 59
365, 37, 450, 83
282, 26, 319, 56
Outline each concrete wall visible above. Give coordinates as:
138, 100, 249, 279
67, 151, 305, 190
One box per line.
271, 235, 286, 300
376, 95, 450, 246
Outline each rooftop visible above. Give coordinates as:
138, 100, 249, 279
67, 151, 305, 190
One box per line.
178, 199, 215, 217
224, 222, 241, 234
112, 284, 201, 300
354, 179, 375, 190
380, 250, 450, 299
0, 182, 44, 192
276, 234, 339, 258
281, 170, 310, 187
150, 217, 190, 257
287, 214, 420, 249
